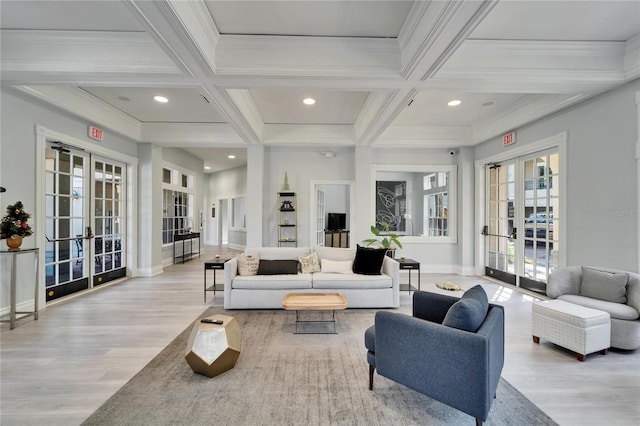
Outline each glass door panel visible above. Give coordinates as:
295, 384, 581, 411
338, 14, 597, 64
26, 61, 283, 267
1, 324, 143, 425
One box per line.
93, 157, 126, 286
44, 145, 90, 301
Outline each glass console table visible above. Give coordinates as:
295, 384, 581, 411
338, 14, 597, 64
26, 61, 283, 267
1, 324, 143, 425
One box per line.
0, 248, 40, 329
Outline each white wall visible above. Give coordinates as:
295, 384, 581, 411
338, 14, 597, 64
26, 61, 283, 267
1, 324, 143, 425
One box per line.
318, 184, 350, 225
475, 79, 640, 271
264, 147, 355, 247
206, 166, 247, 247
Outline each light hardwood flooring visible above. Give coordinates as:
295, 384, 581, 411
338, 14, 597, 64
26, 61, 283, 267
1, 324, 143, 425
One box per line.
1, 245, 639, 425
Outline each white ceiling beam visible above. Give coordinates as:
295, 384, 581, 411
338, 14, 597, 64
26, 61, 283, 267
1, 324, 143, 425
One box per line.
214, 35, 401, 79
354, 88, 417, 145
141, 122, 245, 146
375, 125, 473, 148
438, 39, 626, 88
399, 0, 499, 80
625, 34, 640, 81
0, 30, 181, 76
261, 124, 355, 146
226, 89, 265, 141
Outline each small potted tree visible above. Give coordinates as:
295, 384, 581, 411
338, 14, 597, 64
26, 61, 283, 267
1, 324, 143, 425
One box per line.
1, 201, 33, 251
362, 221, 403, 258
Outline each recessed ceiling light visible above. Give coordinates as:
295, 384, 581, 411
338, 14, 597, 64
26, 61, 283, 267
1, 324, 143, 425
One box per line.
303, 98, 316, 106
227, 153, 236, 159
447, 99, 461, 107
154, 95, 168, 103
204, 166, 211, 170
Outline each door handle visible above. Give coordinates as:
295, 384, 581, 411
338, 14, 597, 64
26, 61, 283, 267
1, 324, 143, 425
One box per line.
482, 225, 517, 239
46, 227, 94, 243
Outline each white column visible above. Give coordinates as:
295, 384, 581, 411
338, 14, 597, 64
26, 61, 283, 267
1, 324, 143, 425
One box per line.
137, 143, 163, 276
246, 144, 264, 247
636, 91, 640, 272
353, 145, 373, 244
459, 147, 475, 275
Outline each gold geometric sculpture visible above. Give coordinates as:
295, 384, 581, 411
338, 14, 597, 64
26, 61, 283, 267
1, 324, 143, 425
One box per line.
185, 314, 242, 378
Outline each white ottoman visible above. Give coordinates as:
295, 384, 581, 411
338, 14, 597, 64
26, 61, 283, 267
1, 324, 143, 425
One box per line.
532, 299, 610, 361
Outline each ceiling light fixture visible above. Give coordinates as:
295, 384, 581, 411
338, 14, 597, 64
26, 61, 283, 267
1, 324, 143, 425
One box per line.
303, 98, 316, 106
227, 153, 236, 159
154, 95, 168, 103
447, 99, 461, 107
204, 166, 211, 170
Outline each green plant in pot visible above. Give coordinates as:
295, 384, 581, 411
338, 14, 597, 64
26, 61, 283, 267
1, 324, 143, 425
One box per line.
363, 221, 402, 257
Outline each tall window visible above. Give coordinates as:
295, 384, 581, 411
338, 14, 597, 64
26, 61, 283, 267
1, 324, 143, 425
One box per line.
162, 166, 194, 244
424, 172, 449, 236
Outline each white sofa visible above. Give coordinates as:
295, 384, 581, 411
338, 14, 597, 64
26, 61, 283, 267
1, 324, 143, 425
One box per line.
223, 246, 400, 309
547, 266, 640, 350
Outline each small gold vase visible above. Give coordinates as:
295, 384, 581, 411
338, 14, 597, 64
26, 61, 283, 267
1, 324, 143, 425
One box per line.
6, 235, 23, 251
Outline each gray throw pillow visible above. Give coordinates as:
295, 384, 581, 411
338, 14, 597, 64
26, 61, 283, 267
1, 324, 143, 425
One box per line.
580, 267, 628, 303
442, 285, 489, 332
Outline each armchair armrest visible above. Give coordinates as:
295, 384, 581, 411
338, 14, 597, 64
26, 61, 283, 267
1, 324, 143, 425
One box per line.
547, 266, 581, 298
412, 291, 458, 324
382, 256, 400, 307
224, 257, 238, 308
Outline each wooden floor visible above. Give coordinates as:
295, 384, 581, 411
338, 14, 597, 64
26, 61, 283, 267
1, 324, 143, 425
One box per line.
1, 245, 639, 425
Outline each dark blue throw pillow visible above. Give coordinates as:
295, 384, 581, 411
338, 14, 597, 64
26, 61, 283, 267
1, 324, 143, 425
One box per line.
442, 285, 489, 332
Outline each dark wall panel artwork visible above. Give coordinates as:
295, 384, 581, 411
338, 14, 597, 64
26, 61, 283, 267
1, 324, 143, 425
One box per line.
375, 181, 406, 232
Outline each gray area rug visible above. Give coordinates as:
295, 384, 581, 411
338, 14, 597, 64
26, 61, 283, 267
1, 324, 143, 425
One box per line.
83, 307, 558, 426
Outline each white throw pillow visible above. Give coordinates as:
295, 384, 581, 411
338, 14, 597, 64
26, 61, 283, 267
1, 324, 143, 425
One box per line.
299, 252, 320, 273
321, 258, 353, 274
238, 253, 260, 276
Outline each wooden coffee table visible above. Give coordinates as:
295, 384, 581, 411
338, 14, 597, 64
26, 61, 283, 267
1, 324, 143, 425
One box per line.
282, 292, 347, 334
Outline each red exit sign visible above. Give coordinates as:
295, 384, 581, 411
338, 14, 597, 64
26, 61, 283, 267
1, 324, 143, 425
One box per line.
88, 126, 104, 141
503, 131, 516, 147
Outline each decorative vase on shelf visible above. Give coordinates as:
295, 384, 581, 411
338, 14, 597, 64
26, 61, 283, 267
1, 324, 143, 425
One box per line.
6, 235, 23, 251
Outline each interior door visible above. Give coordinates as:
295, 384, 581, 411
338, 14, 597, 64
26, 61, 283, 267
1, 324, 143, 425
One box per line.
44, 144, 91, 300
484, 149, 560, 294
44, 144, 127, 301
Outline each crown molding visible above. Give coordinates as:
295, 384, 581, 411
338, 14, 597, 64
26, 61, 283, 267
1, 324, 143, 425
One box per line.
141, 122, 244, 146
472, 93, 591, 143
398, 0, 499, 80
214, 35, 400, 78
375, 125, 472, 148
15, 85, 141, 141
1, 30, 180, 76
226, 89, 265, 140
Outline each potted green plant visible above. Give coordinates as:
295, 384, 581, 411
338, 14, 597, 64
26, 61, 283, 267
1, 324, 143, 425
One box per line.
362, 221, 402, 257
1, 201, 33, 251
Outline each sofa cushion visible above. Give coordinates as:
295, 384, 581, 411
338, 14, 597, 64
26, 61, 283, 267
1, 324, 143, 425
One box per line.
314, 246, 356, 262
257, 259, 298, 275
312, 272, 392, 289
321, 259, 353, 274
442, 285, 489, 332
580, 266, 628, 304
559, 294, 639, 321
352, 245, 387, 275
232, 274, 313, 290
298, 252, 320, 273
237, 253, 259, 276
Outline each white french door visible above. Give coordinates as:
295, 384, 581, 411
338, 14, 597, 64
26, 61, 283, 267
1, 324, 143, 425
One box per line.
44, 143, 126, 301
484, 148, 560, 293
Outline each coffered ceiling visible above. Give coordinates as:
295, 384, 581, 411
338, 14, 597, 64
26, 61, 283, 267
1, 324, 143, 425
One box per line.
1, 0, 639, 172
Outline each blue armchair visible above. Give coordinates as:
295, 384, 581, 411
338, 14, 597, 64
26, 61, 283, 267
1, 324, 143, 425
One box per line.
365, 288, 505, 426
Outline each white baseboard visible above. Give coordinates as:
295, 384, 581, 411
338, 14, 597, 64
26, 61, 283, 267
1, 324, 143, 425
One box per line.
136, 265, 164, 276
0, 299, 36, 318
